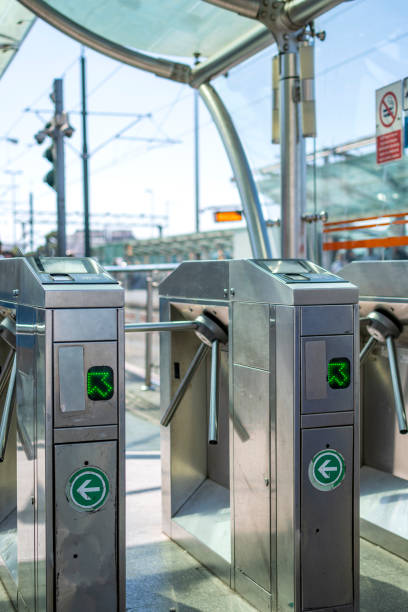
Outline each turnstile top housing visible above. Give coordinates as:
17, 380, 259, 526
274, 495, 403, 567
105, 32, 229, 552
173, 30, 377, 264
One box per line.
160, 258, 358, 305
0, 256, 123, 308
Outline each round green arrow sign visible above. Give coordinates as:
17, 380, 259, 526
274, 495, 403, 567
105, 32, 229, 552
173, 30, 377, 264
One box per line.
308, 449, 346, 492
66, 467, 110, 512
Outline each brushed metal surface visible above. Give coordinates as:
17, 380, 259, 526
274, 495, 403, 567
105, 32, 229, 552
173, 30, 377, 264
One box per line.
207, 348, 230, 489
301, 305, 353, 336
301, 426, 354, 610
301, 411, 354, 429
360, 465, 408, 558
173, 478, 230, 562
53, 308, 117, 342
363, 353, 408, 480
54, 425, 118, 444
58, 346, 86, 413
233, 364, 271, 592
35, 308, 47, 612
54, 441, 117, 611
160, 261, 229, 301
304, 339, 327, 400
301, 335, 354, 414
44, 285, 124, 309
232, 302, 270, 370
341, 260, 408, 299
0, 335, 17, 527
170, 325, 208, 514
117, 307, 126, 612
160, 299, 172, 537
275, 305, 298, 612
53, 341, 118, 429
16, 306, 36, 611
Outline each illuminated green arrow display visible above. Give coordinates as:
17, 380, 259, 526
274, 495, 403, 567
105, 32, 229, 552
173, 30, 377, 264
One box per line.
87, 366, 114, 401
328, 358, 350, 389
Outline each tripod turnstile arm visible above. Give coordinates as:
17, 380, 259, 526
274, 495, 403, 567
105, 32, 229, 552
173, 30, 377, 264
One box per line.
385, 336, 408, 434
360, 335, 377, 365
125, 321, 198, 333
161, 342, 210, 427
0, 352, 16, 462
208, 339, 219, 445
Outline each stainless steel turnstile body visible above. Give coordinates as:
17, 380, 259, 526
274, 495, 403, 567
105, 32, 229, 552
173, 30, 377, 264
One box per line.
0, 257, 125, 611
341, 261, 408, 562
160, 259, 359, 612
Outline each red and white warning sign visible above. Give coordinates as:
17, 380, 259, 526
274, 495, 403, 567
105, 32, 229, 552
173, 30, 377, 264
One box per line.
376, 80, 403, 165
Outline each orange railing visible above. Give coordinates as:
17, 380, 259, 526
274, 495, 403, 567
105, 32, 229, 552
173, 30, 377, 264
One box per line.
323, 212, 408, 251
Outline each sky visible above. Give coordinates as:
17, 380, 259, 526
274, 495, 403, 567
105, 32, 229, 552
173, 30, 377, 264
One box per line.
1, 0, 408, 251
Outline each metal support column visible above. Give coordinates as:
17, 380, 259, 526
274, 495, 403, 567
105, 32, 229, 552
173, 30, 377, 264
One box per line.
53, 78, 67, 256
280, 51, 305, 258
81, 50, 91, 257
142, 275, 154, 390
198, 82, 271, 259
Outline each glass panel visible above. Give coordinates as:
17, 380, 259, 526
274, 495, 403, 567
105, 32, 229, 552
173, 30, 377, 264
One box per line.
38, 0, 260, 58
0, 0, 35, 78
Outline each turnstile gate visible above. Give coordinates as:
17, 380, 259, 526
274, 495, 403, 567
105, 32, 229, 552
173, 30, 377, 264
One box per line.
341, 261, 408, 562
159, 259, 359, 612
0, 256, 125, 611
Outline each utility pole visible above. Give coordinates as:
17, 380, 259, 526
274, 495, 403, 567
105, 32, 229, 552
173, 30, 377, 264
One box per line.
35, 78, 74, 257
53, 79, 67, 256
194, 53, 200, 235
29, 192, 34, 253
80, 49, 91, 257
20, 221, 26, 253
5, 169, 23, 246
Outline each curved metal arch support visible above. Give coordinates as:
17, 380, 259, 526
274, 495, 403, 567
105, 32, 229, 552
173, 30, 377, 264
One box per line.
199, 82, 272, 259
18, 0, 192, 83
204, 0, 351, 32
202, 0, 260, 19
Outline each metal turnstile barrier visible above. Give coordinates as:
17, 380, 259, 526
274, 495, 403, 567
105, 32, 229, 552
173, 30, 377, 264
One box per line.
341, 261, 408, 562
155, 259, 359, 612
0, 256, 125, 611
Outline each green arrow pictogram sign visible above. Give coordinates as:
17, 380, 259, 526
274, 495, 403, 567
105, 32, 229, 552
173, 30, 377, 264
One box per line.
66, 467, 110, 511
308, 449, 346, 491
87, 366, 114, 401
328, 358, 350, 389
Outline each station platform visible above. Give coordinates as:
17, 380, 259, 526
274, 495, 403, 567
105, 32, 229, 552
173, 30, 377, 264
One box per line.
125, 371, 408, 612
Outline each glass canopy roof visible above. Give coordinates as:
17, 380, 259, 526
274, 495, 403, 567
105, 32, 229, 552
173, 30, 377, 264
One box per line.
0, 0, 35, 77
21, 0, 261, 60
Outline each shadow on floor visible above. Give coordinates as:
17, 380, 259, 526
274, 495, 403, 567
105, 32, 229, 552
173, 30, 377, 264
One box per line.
126, 540, 254, 612
361, 575, 408, 612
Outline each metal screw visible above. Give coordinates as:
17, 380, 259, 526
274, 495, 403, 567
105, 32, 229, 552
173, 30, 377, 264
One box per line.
31, 496, 35, 505
230, 288, 235, 296
12, 289, 19, 296
223, 288, 228, 297
264, 478, 270, 486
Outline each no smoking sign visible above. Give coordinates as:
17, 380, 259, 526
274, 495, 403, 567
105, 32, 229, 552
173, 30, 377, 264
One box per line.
376, 80, 403, 165
379, 91, 398, 128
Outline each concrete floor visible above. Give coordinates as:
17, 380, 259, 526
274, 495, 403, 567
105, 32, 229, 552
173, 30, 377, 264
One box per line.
125, 374, 408, 612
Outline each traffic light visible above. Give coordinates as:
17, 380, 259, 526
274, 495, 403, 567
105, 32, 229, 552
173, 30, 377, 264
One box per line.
43, 144, 56, 190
